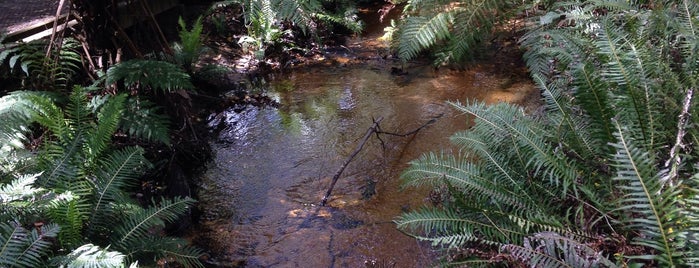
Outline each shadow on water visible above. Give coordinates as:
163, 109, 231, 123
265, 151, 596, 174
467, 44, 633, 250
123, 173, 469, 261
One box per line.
194, 63, 538, 266
192, 3, 538, 267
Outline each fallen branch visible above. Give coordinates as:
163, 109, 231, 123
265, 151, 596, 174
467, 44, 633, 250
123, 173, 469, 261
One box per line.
321, 117, 383, 206
662, 87, 694, 188
320, 114, 443, 206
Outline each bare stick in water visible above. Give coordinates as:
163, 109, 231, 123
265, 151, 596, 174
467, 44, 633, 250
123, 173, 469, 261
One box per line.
321, 117, 383, 206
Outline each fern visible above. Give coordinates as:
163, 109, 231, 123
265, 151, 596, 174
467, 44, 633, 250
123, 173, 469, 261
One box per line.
57, 244, 131, 268
609, 122, 684, 266
0, 222, 59, 268
48, 198, 87, 248
174, 16, 206, 73
503, 232, 616, 267
119, 98, 171, 145
87, 146, 149, 235
105, 60, 194, 93
397, 14, 453, 60
394, 0, 517, 63
0, 173, 44, 203
0, 38, 81, 91
113, 197, 202, 267
399, 1, 699, 266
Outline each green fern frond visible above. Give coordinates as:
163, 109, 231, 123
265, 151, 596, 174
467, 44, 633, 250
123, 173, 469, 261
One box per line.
125, 236, 203, 268
113, 197, 195, 249
536, 75, 600, 160
396, 0, 516, 63
572, 64, 616, 152
0, 173, 44, 203
87, 93, 126, 160
119, 98, 171, 145
274, 0, 318, 34
503, 232, 617, 268
395, 207, 515, 247
677, 173, 699, 266
48, 198, 87, 248
89, 147, 148, 229
449, 101, 579, 194
397, 13, 453, 60
610, 121, 679, 266
0, 221, 59, 268
401, 152, 533, 210
175, 16, 206, 72
106, 60, 194, 93
59, 244, 130, 268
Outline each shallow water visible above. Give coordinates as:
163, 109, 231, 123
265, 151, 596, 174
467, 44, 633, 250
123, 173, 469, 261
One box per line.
195, 62, 537, 266
193, 3, 538, 266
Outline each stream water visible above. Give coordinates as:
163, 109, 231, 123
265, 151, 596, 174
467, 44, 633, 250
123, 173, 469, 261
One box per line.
193, 7, 538, 268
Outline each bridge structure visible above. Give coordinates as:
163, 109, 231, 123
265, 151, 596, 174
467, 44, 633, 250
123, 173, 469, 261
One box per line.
0, 0, 179, 43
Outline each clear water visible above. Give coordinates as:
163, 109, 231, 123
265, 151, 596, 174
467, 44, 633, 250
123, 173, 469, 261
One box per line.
195, 63, 537, 266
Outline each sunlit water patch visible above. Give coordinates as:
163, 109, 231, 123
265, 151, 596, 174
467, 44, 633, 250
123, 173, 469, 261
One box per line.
195, 66, 537, 267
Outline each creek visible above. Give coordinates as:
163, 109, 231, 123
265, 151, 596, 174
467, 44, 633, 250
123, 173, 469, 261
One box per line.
192, 7, 538, 267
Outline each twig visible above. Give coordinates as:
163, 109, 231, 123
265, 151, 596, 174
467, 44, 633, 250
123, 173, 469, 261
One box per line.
321, 117, 383, 206
46, 0, 66, 58
320, 114, 443, 206
662, 87, 694, 188
375, 113, 443, 137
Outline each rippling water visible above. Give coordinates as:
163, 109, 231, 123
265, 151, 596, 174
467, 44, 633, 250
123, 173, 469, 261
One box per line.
194, 63, 537, 266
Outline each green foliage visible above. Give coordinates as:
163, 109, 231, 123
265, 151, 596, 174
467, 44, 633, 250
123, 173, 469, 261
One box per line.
390, 0, 520, 63
0, 221, 60, 268
57, 244, 134, 268
218, 0, 360, 58
398, 0, 699, 266
0, 38, 82, 91
174, 16, 206, 73
0, 86, 202, 267
106, 59, 194, 93
503, 232, 617, 267
114, 197, 202, 267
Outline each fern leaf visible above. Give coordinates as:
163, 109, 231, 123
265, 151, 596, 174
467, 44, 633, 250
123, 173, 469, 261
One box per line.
48, 198, 87, 248
398, 13, 454, 60
119, 98, 170, 145
124, 236, 203, 268
395, 207, 515, 247
61, 244, 129, 268
610, 121, 677, 266
449, 101, 578, 194
114, 197, 195, 249
503, 232, 616, 268
401, 152, 533, 210
0, 222, 58, 268
106, 60, 193, 93
87, 93, 126, 160
0, 173, 44, 203
89, 147, 148, 230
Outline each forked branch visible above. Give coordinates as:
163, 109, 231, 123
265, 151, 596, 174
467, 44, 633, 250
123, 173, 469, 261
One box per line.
321, 114, 442, 206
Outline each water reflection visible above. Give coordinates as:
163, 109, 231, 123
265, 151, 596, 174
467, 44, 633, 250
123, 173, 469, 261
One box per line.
196, 66, 536, 267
